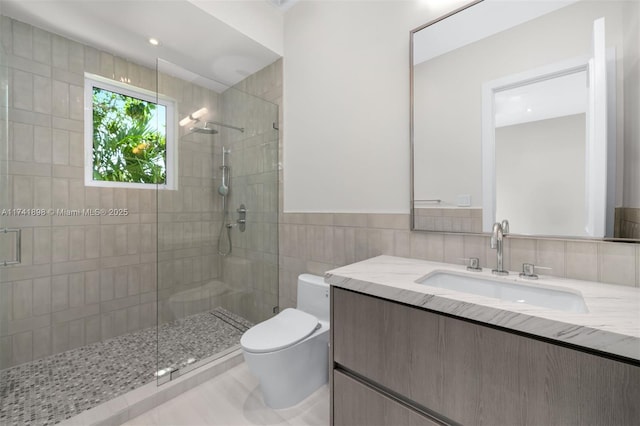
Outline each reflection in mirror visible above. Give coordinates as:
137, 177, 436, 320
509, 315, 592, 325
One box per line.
411, 0, 640, 241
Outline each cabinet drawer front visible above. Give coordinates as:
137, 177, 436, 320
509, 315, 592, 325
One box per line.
334, 370, 441, 426
332, 287, 640, 426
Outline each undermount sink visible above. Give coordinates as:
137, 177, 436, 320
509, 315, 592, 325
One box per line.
416, 271, 589, 313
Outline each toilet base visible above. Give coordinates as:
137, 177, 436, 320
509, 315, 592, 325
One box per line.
243, 327, 329, 409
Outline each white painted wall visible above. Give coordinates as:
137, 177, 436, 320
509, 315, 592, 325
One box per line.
283, 0, 632, 214
283, 1, 467, 213
495, 114, 587, 237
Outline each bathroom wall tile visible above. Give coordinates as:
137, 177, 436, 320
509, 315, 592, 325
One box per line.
114, 268, 128, 299
598, 242, 636, 286
12, 331, 33, 365
536, 239, 566, 278
115, 224, 128, 256
32, 27, 51, 64
12, 20, 32, 59
85, 315, 101, 344
52, 34, 69, 70
8, 307, 50, 337
393, 230, 412, 258
13, 175, 33, 208
68, 179, 85, 210
83, 46, 100, 74
409, 232, 429, 259
33, 75, 52, 114
114, 57, 128, 83
68, 319, 85, 349
565, 241, 599, 282
12, 280, 33, 320
101, 225, 116, 257
51, 274, 69, 312
13, 122, 34, 162
367, 214, 409, 230
68, 131, 83, 167
334, 213, 368, 228
32, 277, 51, 316
1, 16, 13, 55
126, 305, 140, 332
32, 326, 51, 360
365, 229, 382, 259
332, 227, 346, 266
51, 322, 69, 353
67, 84, 82, 120
509, 238, 537, 274
112, 308, 127, 336
463, 235, 487, 268
33, 126, 52, 164
13, 69, 34, 111
425, 233, 445, 262
51, 227, 69, 262
68, 273, 85, 307
52, 80, 69, 118
52, 178, 69, 209
100, 269, 114, 302
51, 259, 99, 276
33, 177, 52, 210
69, 227, 86, 261
443, 234, 464, 264
52, 128, 69, 165
85, 270, 100, 304
353, 228, 369, 262
99, 51, 114, 79
52, 116, 82, 133
68, 40, 84, 73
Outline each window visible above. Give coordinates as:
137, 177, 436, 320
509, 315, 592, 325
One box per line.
84, 74, 176, 189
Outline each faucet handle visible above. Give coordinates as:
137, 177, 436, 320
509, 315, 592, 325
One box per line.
501, 219, 510, 235
459, 257, 482, 272
519, 263, 551, 280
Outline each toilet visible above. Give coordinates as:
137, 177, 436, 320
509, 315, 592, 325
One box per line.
240, 274, 330, 409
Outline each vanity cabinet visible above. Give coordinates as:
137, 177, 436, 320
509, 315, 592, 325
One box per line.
331, 287, 640, 426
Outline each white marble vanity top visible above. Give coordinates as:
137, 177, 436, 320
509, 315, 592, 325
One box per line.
326, 255, 640, 362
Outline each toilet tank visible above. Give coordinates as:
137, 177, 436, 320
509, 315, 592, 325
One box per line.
297, 274, 330, 322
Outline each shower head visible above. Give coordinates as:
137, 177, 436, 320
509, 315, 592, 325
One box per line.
189, 125, 218, 135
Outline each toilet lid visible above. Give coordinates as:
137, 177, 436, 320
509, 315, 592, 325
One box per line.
241, 308, 319, 353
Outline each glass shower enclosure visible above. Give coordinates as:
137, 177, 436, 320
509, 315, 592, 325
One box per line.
0, 12, 279, 423
154, 59, 280, 382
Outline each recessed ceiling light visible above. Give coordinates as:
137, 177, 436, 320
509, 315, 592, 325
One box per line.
148, 38, 160, 46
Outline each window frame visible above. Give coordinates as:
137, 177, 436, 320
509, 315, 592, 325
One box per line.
83, 73, 178, 190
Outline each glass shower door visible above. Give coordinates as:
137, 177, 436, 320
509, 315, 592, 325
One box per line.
155, 59, 279, 383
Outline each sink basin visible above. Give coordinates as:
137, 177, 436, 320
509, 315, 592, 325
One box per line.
416, 271, 588, 313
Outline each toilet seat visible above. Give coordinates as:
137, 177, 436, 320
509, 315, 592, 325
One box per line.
241, 308, 320, 353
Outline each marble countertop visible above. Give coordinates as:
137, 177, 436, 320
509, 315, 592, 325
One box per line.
326, 255, 640, 362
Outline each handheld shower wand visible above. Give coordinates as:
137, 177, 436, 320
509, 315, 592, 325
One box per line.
217, 148, 233, 256
218, 148, 230, 197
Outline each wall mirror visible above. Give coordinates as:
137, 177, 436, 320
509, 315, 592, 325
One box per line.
410, 0, 639, 241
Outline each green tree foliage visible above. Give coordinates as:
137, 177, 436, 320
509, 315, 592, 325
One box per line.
92, 87, 167, 184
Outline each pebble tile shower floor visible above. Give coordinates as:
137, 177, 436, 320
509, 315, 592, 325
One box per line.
0, 308, 252, 425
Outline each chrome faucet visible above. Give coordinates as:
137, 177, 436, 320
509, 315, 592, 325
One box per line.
490, 219, 509, 276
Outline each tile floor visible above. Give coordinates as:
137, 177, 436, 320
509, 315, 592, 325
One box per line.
122, 362, 330, 426
0, 308, 251, 425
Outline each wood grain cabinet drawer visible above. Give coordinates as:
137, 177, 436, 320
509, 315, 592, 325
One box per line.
331, 287, 640, 426
333, 370, 441, 426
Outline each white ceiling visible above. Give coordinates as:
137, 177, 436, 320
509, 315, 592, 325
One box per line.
1, 0, 282, 92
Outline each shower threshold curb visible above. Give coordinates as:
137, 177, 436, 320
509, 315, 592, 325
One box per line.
59, 348, 244, 426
